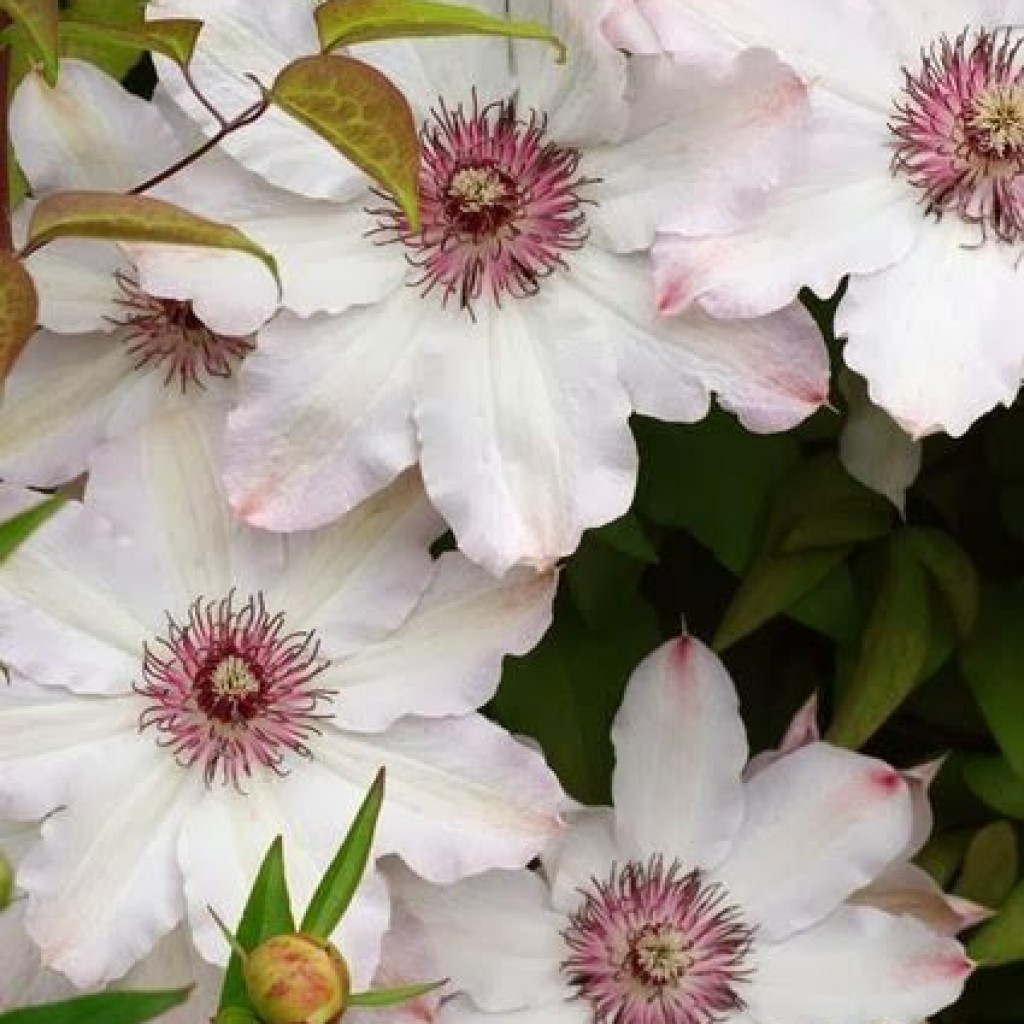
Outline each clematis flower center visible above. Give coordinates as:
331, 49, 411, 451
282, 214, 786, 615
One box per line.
371, 96, 592, 313
891, 28, 1024, 242
562, 858, 753, 1024
136, 593, 334, 788
110, 272, 254, 390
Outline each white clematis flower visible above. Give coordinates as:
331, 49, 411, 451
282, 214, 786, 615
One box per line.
150, 0, 828, 575
0, 410, 563, 989
609, 0, 1024, 438
391, 636, 972, 1024
2, 60, 283, 488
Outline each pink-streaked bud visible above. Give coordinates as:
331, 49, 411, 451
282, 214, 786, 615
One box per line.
244, 934, 351, 1024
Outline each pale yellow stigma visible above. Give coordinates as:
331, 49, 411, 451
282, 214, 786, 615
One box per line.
971, 83, 1024, 157
211, 655, 260, 698
448, 166, 507, 211
632, 925, 694, 986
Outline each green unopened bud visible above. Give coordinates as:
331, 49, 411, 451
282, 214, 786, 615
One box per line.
243, 933, 350, 1024
0, 853, 13, 911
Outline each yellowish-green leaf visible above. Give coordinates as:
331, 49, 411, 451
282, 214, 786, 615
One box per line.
0, 251, 38, 381
0, 852, 12, 911
268, 54, 420, 230
62, 0, 146, 79
59, 17, 202, 68
347, 980, 446, 1009
1, 0, 57, 83
25, 191, 279, 287
315, 0, 564, 61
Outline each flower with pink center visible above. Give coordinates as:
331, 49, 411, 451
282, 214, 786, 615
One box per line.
148, 0, 828, 575
389, 635, 971, 1024
609, 0, 1024, 438
0, 408, 564, 989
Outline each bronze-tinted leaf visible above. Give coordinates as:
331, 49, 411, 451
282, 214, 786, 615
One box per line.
0, 252, 38, 381
1, 0, 58, 83
315, 0, 564, 60
269, 54, 420, 229
25, 191, 279, 285
59, 17, 202, 68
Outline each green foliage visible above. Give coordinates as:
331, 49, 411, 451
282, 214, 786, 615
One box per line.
0, 0, 58, 84
0, 990, 193, 1024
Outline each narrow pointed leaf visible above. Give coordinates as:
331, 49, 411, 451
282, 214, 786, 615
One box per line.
301, 769, 385, 940
316, 0, 564, 60
59, 18, 202, 67
0, 988, 192, 1024
0, 494, 63, 561
346, 980, 447, 1008
962, 754, 1024, 820
827, 536, 932, 749
969, 880, 1024, 966
217, 837, 295, 1013
904, 527, 979, 639
25, 191, 279, 286
0, 0, 57, 84
0, 251, 38, 382
268, 55, 420, 229
954, 821, 1018, 909
0, 851, 12, 910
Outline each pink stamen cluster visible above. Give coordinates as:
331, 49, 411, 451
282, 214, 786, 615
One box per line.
562, 858, 754, 1024
371, 96, 592, 312
110, 272, 254, 390
891, 28, 1024, 243
136, 593, 334, 788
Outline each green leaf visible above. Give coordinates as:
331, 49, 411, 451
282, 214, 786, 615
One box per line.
490, 593, 659, 804
0, 851, 12, 910
59, 18, 202, 68
961, 588, 1024, 779
0, 0, 58, 84
315, 0, 564, 60
347, 980, 446, 1008
0, 494, 63, 561
24, 191, 280, 287
970, 880, 1024, 967
916, 828, 973, 889
0, 989, 192, 1024
268, 54, 420, 230
777, 503, 891, 552
827, 535, 932, 748
61, 0, 146, 78
595, 513, 657, 564
0, 252, 38, 381
301, 768, 385, 940
218, 837, 295, 1013
962, 754, 1024, 820
954, 821, 1018, 909
904, 527, 980, 639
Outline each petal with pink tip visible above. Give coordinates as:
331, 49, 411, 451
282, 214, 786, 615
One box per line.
745, 903, 971, 1024
612, 637, 747, 870
713, 742, 913, 939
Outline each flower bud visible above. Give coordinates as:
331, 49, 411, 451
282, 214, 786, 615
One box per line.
243, 933, 351, 1024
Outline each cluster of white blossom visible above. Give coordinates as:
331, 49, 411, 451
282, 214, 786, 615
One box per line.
3, 0, 1017, 1020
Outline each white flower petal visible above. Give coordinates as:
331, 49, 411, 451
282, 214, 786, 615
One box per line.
600, 0, 906, 106
150, 0, 368, 199
611, 637, 746, 870
653, 96, 921, 320
0, 902, 75, 1010
571, 247, 828, 432
540, 808, 620, 914
713, 742, 913, 940
839, 370, 922, 514
313, 715, 564, 883
326, 554, 556, 731
226, 298, 420, 533
20, 736, 199, 987
178, 778, 389, 987
269, 471, 441, 650
414, 289, 637, 575
84, 406, 269, 611
0, 500, 163, 693
586, 50, 808, 250
438, 996, 589, 1024
0, 680, 138, 819
838, 217, 1024, 438
393, 865, 568, 1013
745, 904, 970, 1024
0, 330, 161, 488
510, 0, 629, 148
10, 60, 181, 192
